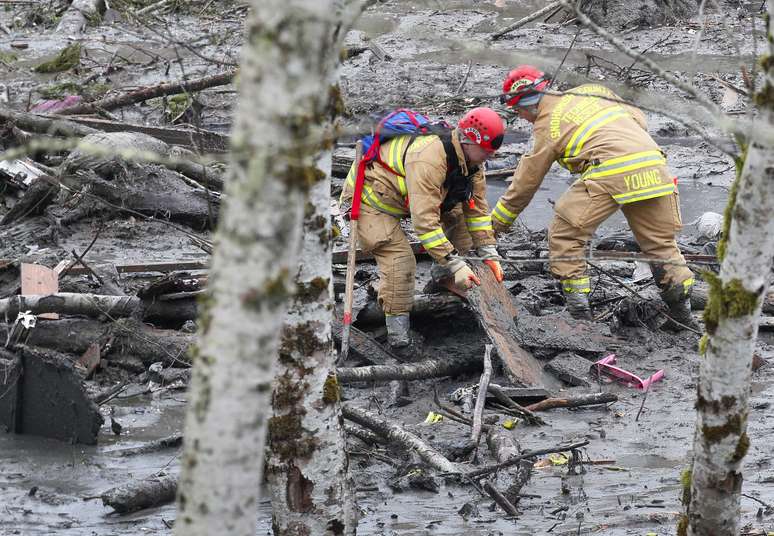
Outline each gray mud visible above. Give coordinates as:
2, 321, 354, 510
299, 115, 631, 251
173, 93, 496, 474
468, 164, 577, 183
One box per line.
0, 1, 771, 535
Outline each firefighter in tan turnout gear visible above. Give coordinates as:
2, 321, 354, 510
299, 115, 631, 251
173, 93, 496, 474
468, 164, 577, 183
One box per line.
341, 108, 506, 349
491, 65, 696, 330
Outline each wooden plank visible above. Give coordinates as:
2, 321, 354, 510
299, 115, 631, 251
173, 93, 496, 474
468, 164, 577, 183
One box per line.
20, 263, 58, 320
466, 264, 550, 388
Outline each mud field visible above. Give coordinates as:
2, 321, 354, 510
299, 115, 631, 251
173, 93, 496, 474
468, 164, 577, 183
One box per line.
1, 1, 772, 535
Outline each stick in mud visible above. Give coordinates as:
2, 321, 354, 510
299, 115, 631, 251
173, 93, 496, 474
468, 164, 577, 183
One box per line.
487, 383, 545, 425
470, 344, 493, 444
465, 440, 590, 478
525, 392, 618, 412
341, 405, 459, 474
111, 433, 183, 457
482, 481, 520, 516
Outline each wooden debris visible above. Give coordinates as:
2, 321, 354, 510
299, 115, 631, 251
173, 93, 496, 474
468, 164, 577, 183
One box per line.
111, 433, 183, 457
341, 405, 460, 473
56, 0, 105, 35
525, 392, 618, 412
467, 264, 546, 387
482, 481, 520, 516
75, 342, 101, 379
20, 263, 59, 320
355, 292, 467, 325
544, 352, 593, 387
100, 475, 177, 513
470, 344, 493, 444
490, 1, 563, 40
487, 383, 545, 426
337, 355, 481, 383
52, 70, 236, 117
484, 387, 549, 406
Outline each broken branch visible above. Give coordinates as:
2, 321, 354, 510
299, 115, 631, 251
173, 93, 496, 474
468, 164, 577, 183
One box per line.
470, 344, 493, 444
341, 405, 460, 473
525, 392, 618, 412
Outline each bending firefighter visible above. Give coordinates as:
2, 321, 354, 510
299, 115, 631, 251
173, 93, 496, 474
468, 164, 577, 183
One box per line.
491, 65, 696, 330
340, 108, 505, 349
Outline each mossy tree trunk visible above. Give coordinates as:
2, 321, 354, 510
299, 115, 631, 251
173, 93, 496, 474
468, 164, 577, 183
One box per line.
682, 5, 774, 535
266, 148, 356, 535
264, 5, 355, 532
173, 2, 343, 535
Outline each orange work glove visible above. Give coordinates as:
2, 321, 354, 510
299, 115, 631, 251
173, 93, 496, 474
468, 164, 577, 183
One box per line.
478, 245, 504, 283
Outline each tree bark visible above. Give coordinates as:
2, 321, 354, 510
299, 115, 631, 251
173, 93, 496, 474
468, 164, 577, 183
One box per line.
173, 2, 343, 535
267, 96, 355, 536
101, 475, 177, 514
683, 10, 774, 535
525, 392, 618, 412
470, 344, 493, 444
337, 355, 481, 383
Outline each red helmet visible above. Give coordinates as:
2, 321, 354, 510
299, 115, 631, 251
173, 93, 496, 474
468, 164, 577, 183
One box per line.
458, 107, 504, 153
501, 65, 550, 108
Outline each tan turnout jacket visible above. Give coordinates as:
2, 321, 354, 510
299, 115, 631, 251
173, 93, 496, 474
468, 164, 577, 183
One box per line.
341, 128, 496, 263
492, 84, 675, 228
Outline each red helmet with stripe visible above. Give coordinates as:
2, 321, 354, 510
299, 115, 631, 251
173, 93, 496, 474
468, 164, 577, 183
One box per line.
501, 65, 550, 108
458, 107, 504, 153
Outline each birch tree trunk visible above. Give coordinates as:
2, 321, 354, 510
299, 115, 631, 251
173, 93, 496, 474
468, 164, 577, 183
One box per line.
174, 2, 342, 535
266, 149, 356, 535
681, 6, 774, 534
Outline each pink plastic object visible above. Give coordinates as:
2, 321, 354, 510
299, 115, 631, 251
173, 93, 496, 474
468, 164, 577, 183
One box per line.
30, 95, 82, 113
591, 354, 664, 391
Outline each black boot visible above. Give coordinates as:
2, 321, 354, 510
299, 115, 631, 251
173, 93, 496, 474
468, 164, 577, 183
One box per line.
562, 290, 592, 320
660, 284, 699, 331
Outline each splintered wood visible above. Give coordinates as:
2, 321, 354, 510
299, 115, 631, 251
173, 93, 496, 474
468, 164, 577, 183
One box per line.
20, 263, 58, 319
466, 264, 546, 387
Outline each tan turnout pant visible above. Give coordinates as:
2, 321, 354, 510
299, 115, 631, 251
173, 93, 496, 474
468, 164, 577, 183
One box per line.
548, 179, 694, 290
358, 204, 473, 315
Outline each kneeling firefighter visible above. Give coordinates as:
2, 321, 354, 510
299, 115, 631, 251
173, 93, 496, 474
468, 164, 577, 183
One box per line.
340, 107, 505, 349
491, 65, 696, 330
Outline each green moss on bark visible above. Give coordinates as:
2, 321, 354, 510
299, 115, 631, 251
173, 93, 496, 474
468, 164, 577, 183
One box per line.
34, 43, 81, 73
702, 275, 761, 335
322, 373, 341, 404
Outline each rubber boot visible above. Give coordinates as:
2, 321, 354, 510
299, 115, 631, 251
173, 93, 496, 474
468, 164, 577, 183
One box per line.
660, 284, 698, 331
385, 313, 411, 349
562, 290, 592, 320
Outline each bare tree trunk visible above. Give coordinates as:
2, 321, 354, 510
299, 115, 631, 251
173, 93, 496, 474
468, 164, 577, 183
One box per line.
173, 1, 340, 534
682, 8, 774, 535
267, 153, 356, 532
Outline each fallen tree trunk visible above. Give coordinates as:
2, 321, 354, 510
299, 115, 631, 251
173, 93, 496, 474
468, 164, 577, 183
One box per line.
0, 293, 198, 326
691, 281, 774, 314
337, 355, 480, 383
100, 475, 178, 513
0, 317, 194, 367
341, 405, 460, 473
490, 0, 562, 40
56, 0, 105, 34
52, 70, 237, 116
111, 433, 183, 457
355, 292, 468, 325
525, 392, 618, 412
0, 106, 96, 137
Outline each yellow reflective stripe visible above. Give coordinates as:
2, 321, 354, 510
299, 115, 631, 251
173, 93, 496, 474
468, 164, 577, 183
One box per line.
583, 150, 666, 180
397, 175, 407, 197
562, 277, 591, 293
465, 215, 493, 232
345, 161, 357, 188
612, 183, 675, 204
564, 106, 629, 159
386, 135, 411, 177
418, 228, 450, 249
683, 278, 694, 291
492, 201, 517, 225
361, 185, 407, 216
